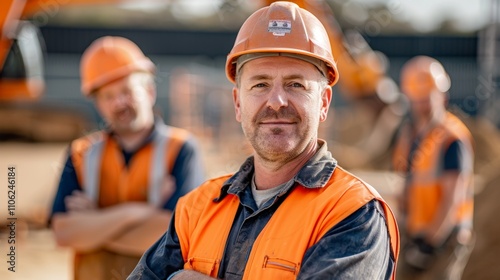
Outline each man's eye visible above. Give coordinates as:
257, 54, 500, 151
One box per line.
290, 82, 305, 88
252, 83, 267, 89
100, 94, 114, 102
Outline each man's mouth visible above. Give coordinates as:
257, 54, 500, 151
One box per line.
259, 119, 296, 125
114, 108, 133, 121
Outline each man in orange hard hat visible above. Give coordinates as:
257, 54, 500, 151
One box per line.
129, 2, 399, 279
393, 56, 475, 280
49, 36, 205, 280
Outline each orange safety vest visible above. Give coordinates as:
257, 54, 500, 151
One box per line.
71, 125, 189, 208
175, 166, 400, 280
392, 112, 474, 236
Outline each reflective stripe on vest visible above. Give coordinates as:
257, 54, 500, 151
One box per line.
149, 125, 170, 207
83, 138, 105, 203
83, 126, 172, 207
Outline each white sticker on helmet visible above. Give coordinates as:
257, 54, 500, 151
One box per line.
268, 20, 291, 36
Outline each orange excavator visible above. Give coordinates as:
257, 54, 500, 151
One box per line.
1, 0, 43, 101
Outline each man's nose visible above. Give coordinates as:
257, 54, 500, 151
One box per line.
266, 85, 288, 111
111, 92, 129, 108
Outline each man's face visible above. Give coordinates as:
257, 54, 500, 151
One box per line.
401, 70, 446, 123
233, 56, 332, 162
94, 73, 155, 134
408, 91, 445, 122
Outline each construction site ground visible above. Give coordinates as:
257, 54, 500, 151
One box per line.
0, 115, 500, 279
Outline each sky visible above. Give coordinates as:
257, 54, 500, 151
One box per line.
349, 0, 491, 32
107, 0, 493, 33
170, 0, 492, 33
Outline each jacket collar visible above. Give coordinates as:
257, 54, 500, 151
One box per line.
216, 139, 337, 201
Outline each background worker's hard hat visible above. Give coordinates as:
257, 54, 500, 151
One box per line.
80, 36, 156, 96
225, 1, 339, 87
400, 55, 451, 100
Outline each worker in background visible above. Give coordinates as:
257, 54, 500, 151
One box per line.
129, 2, 399, 279
49, 36, 205, 280
393, 56, 475, 280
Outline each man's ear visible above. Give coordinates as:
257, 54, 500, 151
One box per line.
233, 87, 242, 122
148, 82, 157, 106
320, 86, 332, 122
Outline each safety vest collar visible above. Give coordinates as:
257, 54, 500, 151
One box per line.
215, 139, 337, 202
105, 117, 166, 153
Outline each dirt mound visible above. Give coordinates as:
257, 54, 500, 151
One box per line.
463, 172, 500, 279
462, 117, 500, 279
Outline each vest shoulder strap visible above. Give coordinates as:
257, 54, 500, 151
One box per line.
70, 131, 106, 203
148, 125, 190, 206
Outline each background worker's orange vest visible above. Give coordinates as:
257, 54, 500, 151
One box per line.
71, 125, 189, 208
392, 112, 474, 236
175, 166, 400, 280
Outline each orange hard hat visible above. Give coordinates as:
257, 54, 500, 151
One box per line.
80, 36, 155, 96
225, 1, 339, 87
400, 56, 450, 100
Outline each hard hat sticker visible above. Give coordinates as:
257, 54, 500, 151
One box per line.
268, 20, 291, 36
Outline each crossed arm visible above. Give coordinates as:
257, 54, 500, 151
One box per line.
51, 190, 171, 256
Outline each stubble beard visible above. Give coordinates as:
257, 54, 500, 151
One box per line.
110, 107, 144, 134
247, 121, 315, 166
243, 106, 314, 165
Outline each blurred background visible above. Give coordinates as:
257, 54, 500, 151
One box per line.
1, 0, 500, 279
